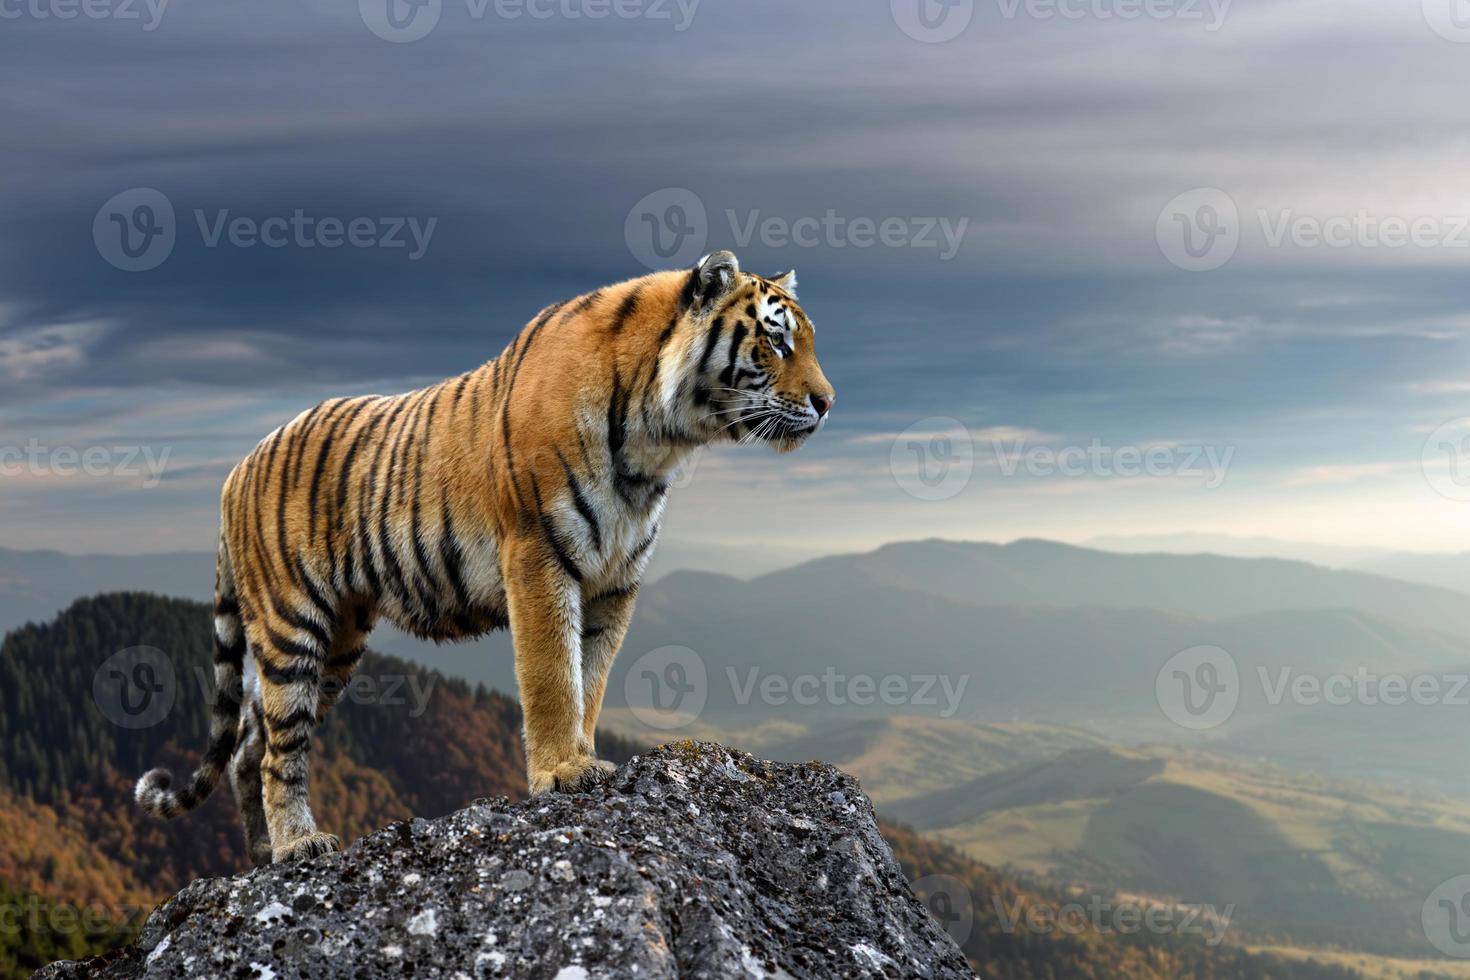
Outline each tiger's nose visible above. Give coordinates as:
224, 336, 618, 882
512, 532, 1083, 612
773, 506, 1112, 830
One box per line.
810, 393, 834, 418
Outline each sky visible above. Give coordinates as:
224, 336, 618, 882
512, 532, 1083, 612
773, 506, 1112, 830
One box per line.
3, 0, 1470, 555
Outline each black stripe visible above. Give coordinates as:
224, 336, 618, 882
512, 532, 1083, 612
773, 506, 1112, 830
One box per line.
696, 317, 724, 375
212, 687, 242, 716
438, 506, 473, 611
719, 324, 748, 386
265, 706, 318, 732
327, 646, 365, 671
609, 286, 642, 334
264, 625, 323, 664
642, 312, 680, 415
262, 765, 306, 787
288, 400, 337, 487
557, 450, 603, 553
452, 372, 473, 407
678, 265, 700, 311
628, 528, 658, 566
499, 301, 566, 512
213, 633, 246, 668
272, 596, 332, 649
589, 583, 639, 605
540, 513, 584, 583
606, 367, 628, 462
563, 289, 603, 321
203, 730, 239, 770
261, 659, 318, 685
267, 734, 311, 756
294, 558, 338, 627
307, 398, 371, 539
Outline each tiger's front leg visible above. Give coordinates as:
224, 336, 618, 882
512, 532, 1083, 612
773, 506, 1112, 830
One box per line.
504, 536, 616, 795
580, 585, 638, 753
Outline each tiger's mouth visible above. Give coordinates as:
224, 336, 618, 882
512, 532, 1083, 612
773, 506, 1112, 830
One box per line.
761, 415, 820, 451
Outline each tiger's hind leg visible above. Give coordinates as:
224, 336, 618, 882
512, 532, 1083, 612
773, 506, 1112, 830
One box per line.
228, 683, 272, 867
254, 594, 341, 863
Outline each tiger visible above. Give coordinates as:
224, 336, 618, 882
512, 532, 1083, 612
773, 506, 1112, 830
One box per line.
134, 251, 835, 865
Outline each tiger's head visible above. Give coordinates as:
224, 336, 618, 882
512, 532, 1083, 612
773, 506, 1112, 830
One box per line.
684, 251, 835, 453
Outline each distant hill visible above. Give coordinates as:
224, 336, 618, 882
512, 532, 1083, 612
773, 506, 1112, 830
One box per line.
1085, 534, 1470, 600
749, 539, 1470, 637
758, 716, 1114, 805
1085, 533, 1395, 568
1351, 552, 1470, 598
884, 744, 1470, 959
612, 572, 1470, 734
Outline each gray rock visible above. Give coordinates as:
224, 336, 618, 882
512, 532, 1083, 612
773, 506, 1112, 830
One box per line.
35, 741, 974, 979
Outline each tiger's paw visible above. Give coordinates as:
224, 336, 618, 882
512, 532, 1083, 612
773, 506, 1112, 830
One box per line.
530, 756, 617, 795
272, 832, 340, 864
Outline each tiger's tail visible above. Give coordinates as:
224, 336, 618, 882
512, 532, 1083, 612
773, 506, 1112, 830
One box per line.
135, 535, 246, 819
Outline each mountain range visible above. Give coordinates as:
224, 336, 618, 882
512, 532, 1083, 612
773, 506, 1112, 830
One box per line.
0, 593, 1366, 979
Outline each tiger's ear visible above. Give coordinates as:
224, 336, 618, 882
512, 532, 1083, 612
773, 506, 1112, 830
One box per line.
688, 251, 740, 310
772, 269, 798, 297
